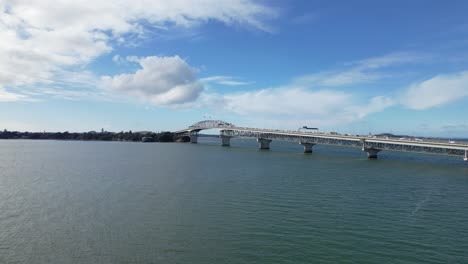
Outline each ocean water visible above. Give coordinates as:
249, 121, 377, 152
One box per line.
1, 139, 467, 263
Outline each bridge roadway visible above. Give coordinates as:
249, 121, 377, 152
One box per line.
175, 120, 468, 162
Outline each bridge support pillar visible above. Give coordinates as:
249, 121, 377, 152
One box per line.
221, 135, 231, 146
300, 142, 315, 153
363, 148, 381, 159
189, 133, 198, 144
464, 150, 467, 162
257, 138, 272, 150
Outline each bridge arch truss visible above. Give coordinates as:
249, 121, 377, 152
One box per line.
188, 120, 236, 130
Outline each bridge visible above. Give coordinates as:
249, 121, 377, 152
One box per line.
174, 120, 468, 162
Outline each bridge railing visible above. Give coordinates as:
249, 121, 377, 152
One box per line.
220, 128, 467, 157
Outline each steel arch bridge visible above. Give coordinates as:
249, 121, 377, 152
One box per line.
188, 120, 236, 130
173, 120, 468, 162
173, 120, 236, 134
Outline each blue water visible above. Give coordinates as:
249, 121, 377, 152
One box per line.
1, 139, 467, 263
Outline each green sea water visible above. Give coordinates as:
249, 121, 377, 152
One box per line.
1, 139, 467, 263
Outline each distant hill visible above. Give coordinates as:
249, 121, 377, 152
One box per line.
374, 133, 411, 138
375, 133, 468, 142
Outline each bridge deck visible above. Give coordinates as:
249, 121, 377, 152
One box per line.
220, 128, 468, 156
176, 123, 468, 159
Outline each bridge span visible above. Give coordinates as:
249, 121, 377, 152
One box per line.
174, 120, 468, 162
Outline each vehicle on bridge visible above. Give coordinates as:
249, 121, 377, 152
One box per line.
299, 126, 319, 133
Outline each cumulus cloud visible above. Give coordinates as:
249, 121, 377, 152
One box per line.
102, 56, 203, 105
401, 71, 468, 110
0, 0, 275, 101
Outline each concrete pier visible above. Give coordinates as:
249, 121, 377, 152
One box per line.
189, 132, 198, 144
300, 142, 315, 153
221, 135, 231, 146
176, 120, 468, 163
257, 138, 272, 149
363, 148, 381, 159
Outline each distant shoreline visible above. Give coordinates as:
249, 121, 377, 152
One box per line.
1, 130, 466, 143
0, 130, 181, 143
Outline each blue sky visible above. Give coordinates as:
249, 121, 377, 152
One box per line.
1, 0, 468, 136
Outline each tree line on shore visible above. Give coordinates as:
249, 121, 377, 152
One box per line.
0, 129, 185, 142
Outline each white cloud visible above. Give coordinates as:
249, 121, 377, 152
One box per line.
0, 87, 28, 102
224, 87, 349, 117
295, 52, 424, 87
102, 56, 203, 105
297, 69, 384, 87
352, 96, 395, 118
401, 71, 468, 110
112, 55, 126, 65
354, 52, 424, 69
217, 86, 393, 128
201, 76, 253, 86
0, 0, 275, 101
